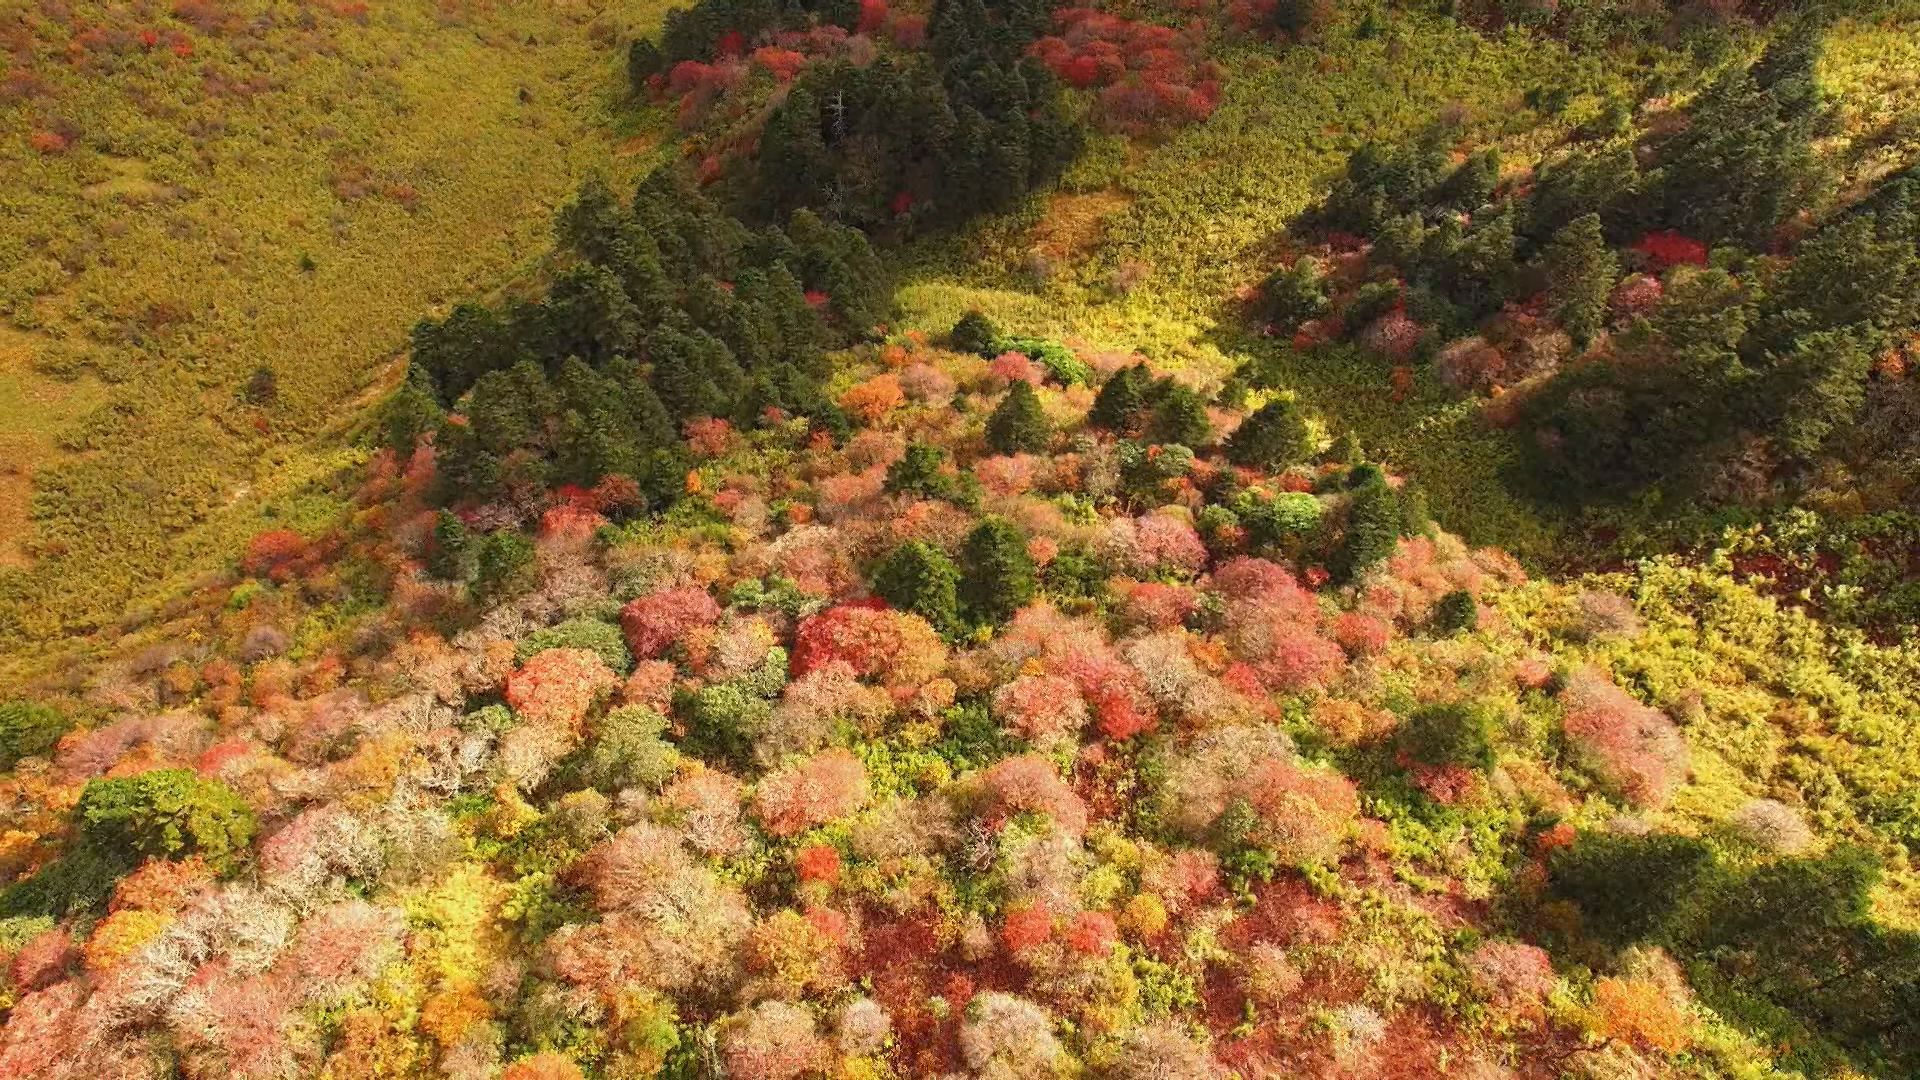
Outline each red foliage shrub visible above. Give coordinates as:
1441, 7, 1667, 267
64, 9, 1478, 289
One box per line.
1030, 9, 1219, 131
9, 929, 72, 992
789, 603, 946, 687
539, 503, 606, 541
243, 529, 307, 577
795, 844, 842, 884
989, 351, 1043, 387
111, 855, 214, 912
505, 648, 617, 731
29, 130, 69, 154
992, 673, 1089, 745
977, 754, 1089, 834
1465, 940, 1556, 1009
1330, 611, 1391, 656
1001, 904, 1053, 953
1063, 910, 1116, 954
1244, 755, 1360, 863
621, 585, 723, 660
1633, 231, 1709, 271
858, 0, 890, 34
1118, 581, 1200, 630
0, 981, 83, 1077
751, 46, 808, 81
684, 416, 736, 457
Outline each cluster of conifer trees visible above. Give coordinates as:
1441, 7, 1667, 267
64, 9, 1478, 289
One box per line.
1278, 22, 1920, 502
742, 0, 1081, 230
383, 170, 888, 509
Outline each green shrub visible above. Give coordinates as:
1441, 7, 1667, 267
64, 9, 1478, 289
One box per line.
75, 769, 256, 872
873, 541, 963, 637
0, 700, 72, 769
473, 531, 538, 603
518, 618, 635, 674
951, 310, 1005, 357
962, 517, 1036, 626
1396, 702, 1497, 772
579, 706, 681, 792
1226, 398, 1314, 471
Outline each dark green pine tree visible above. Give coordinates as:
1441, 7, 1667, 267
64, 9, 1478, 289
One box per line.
950, 310, 1004, 357
383, 375, 445, 453
758, 87, 834, 218
428, 510, 473, 582
1768, 327, 1873, 463
627, 38, 664, 95
1089, 362, 1153, 433
1541, 213, 1619, 349
787, 209, 890, 336
961, 516, 1035, 626
872, 541, 962, 636
542, 263, 643, 365
1336, 476, 1402, 582
472, 530, 538, 603
649, 324, 747, 423
1148, 381, 1212, 448
1437, 147, 1501, 213
409, 301, 518, 404
1655, 27, 1829, 250
885, 441, 966, 503
1225, 397, 1314, 471
739, 264, 829, 373
985, 380, 1051, 454
1524, 143, 1652, 246
466, 361, 555, 459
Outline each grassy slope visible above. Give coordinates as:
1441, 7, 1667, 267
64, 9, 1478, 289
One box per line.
0, 0, 676, 667
892, 5, 1920, 565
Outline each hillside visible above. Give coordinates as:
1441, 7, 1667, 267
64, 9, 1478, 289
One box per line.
1, 0, 1918, 1078
0, 0, 675, 656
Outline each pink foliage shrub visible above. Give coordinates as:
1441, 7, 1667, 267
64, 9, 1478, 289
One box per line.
753, 749, 871, 837
1559, 667, 1689, 809
976, 754, 1089, 834
1465, 940, 1557, 1009
992, 673, 1089, 745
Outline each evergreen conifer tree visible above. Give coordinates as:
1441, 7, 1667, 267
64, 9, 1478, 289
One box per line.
1225, 398, 1314, 470
985, 380, 1051, 454
961, 517, 1035, 625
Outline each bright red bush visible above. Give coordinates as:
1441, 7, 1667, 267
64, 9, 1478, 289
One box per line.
621, 585, 723, 660
789, 603, 946, 687
1633, 231, 1709, 271
1001, 904, 1053, 953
